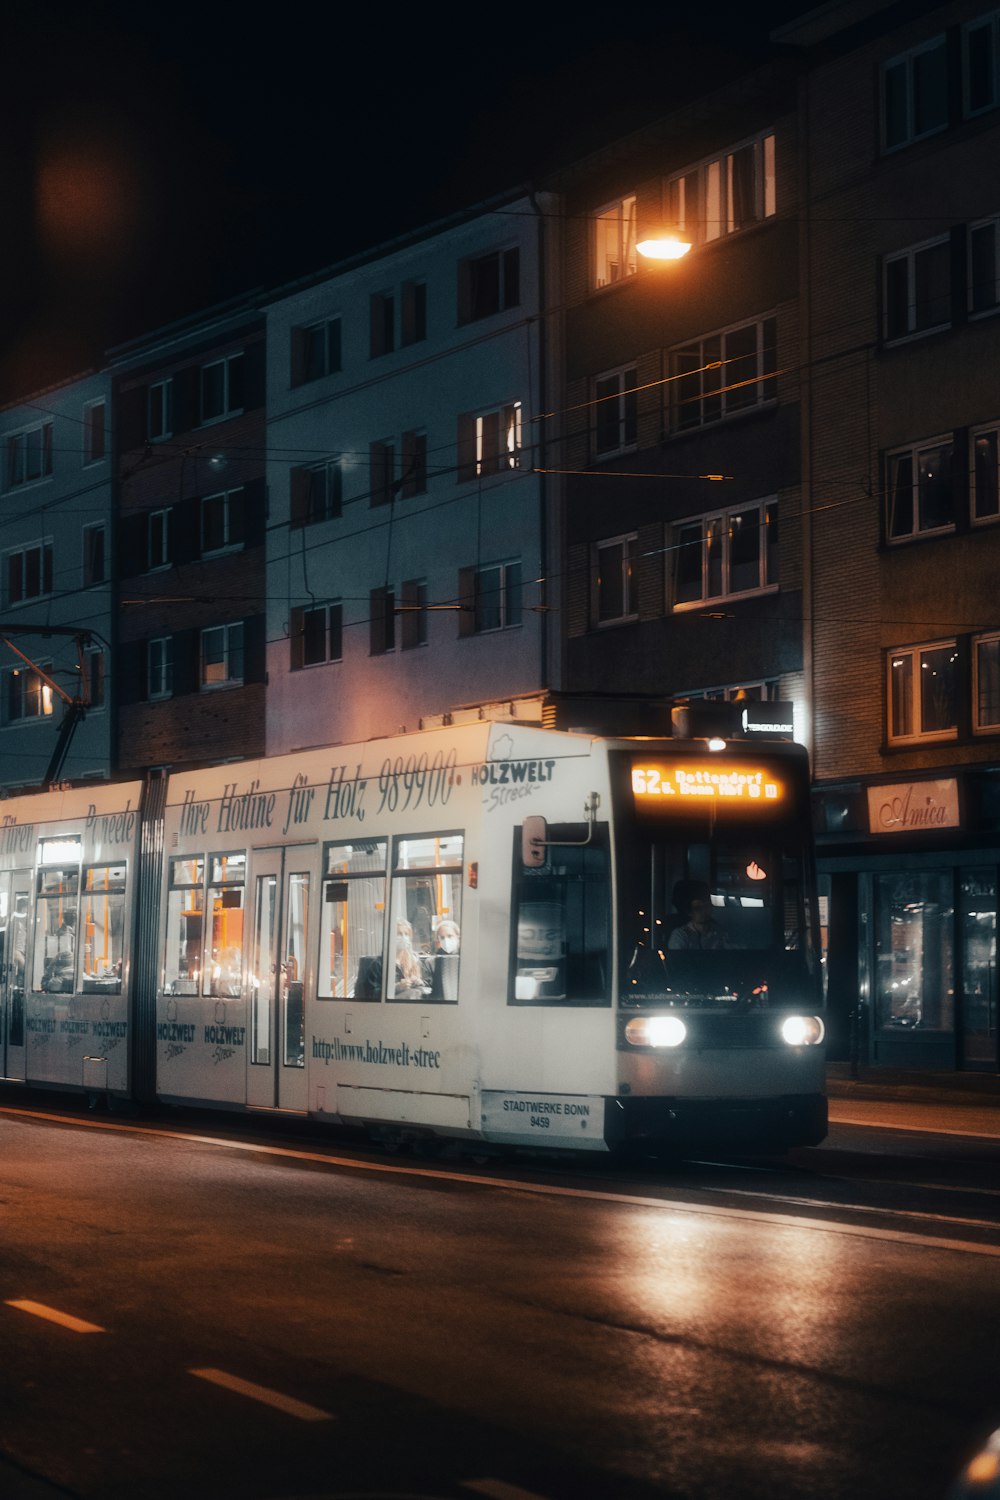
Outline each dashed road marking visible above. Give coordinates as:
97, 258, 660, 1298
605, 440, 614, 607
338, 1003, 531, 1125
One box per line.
6, 1299, 104, 1334
189, 1366, 332, 1421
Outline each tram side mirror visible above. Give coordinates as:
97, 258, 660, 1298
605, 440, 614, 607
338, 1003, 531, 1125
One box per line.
522, 816, 547, 868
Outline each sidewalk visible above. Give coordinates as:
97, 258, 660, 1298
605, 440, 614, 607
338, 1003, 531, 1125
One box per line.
826, 1062, 1000, 1139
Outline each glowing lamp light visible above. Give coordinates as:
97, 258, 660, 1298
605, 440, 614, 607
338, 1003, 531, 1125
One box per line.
636, 235, 692, 260
624, 1015, 687, 1048
780, 1015, 825, 1047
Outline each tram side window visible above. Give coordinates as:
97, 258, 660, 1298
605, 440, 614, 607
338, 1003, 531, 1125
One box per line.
164, 857, 205, 994
33, 866, 81, 994
320, 839, 387, 1000
511, 825, 610, 1006
80, 864, 126, 992
389, 833, 463, 1002
203, 853, 246, 998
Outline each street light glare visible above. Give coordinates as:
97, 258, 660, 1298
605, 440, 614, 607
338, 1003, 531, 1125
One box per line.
636, 235, 692, 260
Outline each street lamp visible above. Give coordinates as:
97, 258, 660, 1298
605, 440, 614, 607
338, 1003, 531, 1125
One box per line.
636, 232, 692, 260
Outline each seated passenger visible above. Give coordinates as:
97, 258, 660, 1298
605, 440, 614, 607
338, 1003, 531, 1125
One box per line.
395, 919, 429, 998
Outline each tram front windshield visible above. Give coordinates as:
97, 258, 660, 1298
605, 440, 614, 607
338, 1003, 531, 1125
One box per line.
615, 751, 818, 1009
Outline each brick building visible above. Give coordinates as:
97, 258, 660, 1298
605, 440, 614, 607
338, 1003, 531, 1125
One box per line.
110, 299, 267, 773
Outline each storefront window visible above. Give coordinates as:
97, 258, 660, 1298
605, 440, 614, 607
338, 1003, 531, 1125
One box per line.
960, 869, 997, 1066
875, 871, 954, 1031
320, 840, 387, 999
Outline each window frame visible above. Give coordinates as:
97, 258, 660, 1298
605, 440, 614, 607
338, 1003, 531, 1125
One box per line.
4, 662, 54, 725
887, 640, 959, 744
667, 131, 776, 247
5, 422, 53, 491
883, 236, 952, 343
147, 379, 173, 442
672, 316, 777, 431
458, 246, 520, 324
974, 631, 1000, 733
199, 354, 244, 425
671, 499, 778, 610
292, 317, 342, 385
290, 602, 343, 670
885, 435, 956, 542
472, 560, 522, 635
82, 400, 106, 466
593, 532, 639, 626
147, 508, 172, 570
591, 193, 638, 291
5, 541, 54, 607
147, 637, 173, 701
968, 216, 1000, 317
290, 458, 343, 527
199, 622, 244, 691
82, 523, 106, 588
457, 401, 522, 481
592, 365, 638, 458
964, 12, 1000, 119
200, 487, 244, 556
881, 35, 949, 153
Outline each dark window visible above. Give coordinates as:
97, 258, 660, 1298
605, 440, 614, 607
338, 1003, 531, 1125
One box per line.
370, 586, 395, 654
459, 247, 520, 323
594, 368, 638, 455
84, 402, 106, 464
511, 825, 611, 1006
290, 461, 342, 527
401, 280, 427, 345
83, 525, 105, 587
400, 579, 428, 649
369, 441, 395, 507
370, 292, 395, 357
147, 380, 173, 440
401, 431, 427, 497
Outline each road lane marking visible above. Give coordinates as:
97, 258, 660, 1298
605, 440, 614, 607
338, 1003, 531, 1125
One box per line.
4, 1103, 1000, 1258
6, 1299, 104, 1334
831, 1110, 1000, 1140
464, 1481, 551, 1500
697, 1185, 1000, 1232
189, 1367, 332, 1421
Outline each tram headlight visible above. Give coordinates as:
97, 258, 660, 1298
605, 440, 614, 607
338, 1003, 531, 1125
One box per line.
624, 1015, 687, 1048
780, 1014, 825, 1047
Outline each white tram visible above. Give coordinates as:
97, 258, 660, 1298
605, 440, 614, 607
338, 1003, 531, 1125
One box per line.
0, 717, 827, 1153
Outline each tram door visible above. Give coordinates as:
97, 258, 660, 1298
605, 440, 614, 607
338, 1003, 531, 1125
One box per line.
0, 874, 29, 1082
246, 847, 311, 1111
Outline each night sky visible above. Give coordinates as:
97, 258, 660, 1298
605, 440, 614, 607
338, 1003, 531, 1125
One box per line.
0, 0, 813, 402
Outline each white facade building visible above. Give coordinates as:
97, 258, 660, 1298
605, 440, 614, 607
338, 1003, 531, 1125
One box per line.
265, 191, 560, 753
0, 371, 113, 788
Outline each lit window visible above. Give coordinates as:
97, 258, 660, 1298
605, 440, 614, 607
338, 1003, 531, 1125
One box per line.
672, 500, 778, 607
886, 438, 954, 540
594, 534, 638, 624
200, 622, 244, 689
884, 238, 951, 341
592, 195, 637, 289
593, 367, 638, 457
888, 642, 958, 742
668, 133, 775, 245
457, 402, 522, 481
882, 36, 948, 151
4, 664, 54, 724
673, 317, 776, 430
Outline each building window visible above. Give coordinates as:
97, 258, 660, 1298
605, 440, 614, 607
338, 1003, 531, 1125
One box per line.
593, 366, 638, 457
290, 460, 342, 527
370, 586, 395, 655
5, 422, 53, 490
888, 642, 958, 742
148, 637, 173, 700
4, 664, 53, 724
200, 354, 244, 423
83, 401, 106, 464
370, 440, 395, 507
401, 431, 427, 497
965, 13, 1000, 117
458, 247, 520, 323
673, 500, 778, 608
457, 402, 522, 480
594, 534, 638, 624
668, 132, 775, 245
884, 238, 951, 341
882, 36, 948, 151
969, 217, 1000, 316
975, 633, 1000, 731
6, 542, 53, 606
147, 508, 171, 570
291, 317, 341, 385
886, 438, 955, 540
592, 194, 637, 289
673, 317, 776, 430
370, 291, 395, 358
148, 379, 173, 441
86, 649, 105, 709
401, 280, 427, 345
201, 488, 244, 555
400, 579, 428, 649
290, 603, 343, 669
460, 561, 521, 635
200, 622, 244, 689
82, 524, 106, 587
973, 424, 1000, 522
685, 679, 780, 703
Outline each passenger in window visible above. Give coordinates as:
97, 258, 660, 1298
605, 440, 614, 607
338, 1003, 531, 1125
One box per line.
434, 919, 460, 954
668, 881, 727, 951
395, 919, 429, 998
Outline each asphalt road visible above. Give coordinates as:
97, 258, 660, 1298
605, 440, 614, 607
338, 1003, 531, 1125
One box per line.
1, 1098, 999, 1500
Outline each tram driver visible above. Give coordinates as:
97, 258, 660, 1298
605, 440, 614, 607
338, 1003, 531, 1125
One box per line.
667, 881, 727, 952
